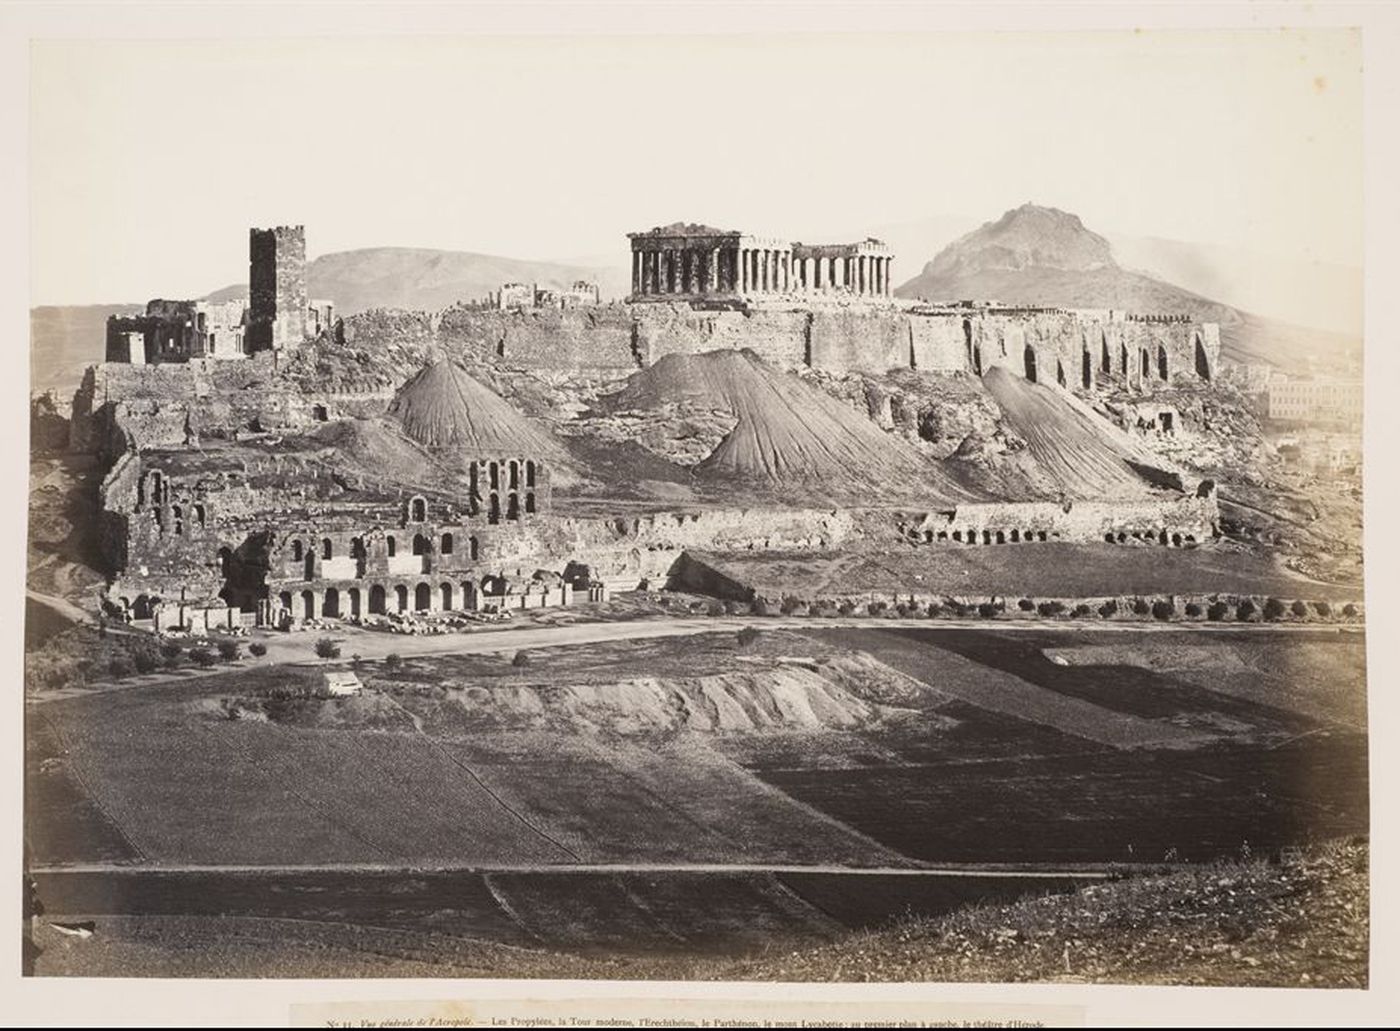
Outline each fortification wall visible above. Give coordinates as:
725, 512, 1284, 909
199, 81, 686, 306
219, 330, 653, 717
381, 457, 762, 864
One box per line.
897, 491, 1219, 547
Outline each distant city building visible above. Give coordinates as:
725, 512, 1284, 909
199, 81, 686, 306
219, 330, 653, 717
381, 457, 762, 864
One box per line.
627, 222, 894, 302
105, 299, 247, 364
494, 280, 600, 310
497, 282, 536, 310
1267, 375, 1363, 426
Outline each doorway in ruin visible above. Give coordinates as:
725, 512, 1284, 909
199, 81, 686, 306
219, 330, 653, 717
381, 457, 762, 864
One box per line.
394, 584, 408, 612
1141, 349, 1150, 380
1101, 332, 1111, 374
348, 587, 361, 618
462, 581, 477, 609
1023, 345, 1037, 382
301, 590, 316, 620
323, 587, 340, 619
1158, 344, 1169, 381
415, 583, 431, 610
412, 533, 431, 555
440, 582, 454, 610
368, 585, 386, 615
1194, 335, 1211, 381
1081, 350, 1092, 390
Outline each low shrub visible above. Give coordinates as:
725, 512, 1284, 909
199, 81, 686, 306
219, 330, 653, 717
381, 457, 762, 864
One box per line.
216, 639, 241, 661
248, 641, 268, 658
1236, 599, 1258, 621
751, 599, 776, 617
1018, 598, 1036, 612
837, 601, 855, 616
1036, 600, 1065, 617
724, 599, 745, 616
1152, 599, 1175, 621
131, 648, 159, 675
926, 602, 943, 618
1291, 599, 1309, 618
706, 600, 725, 617
1073, 603, 1093, 618
162, 651, 183, 670
1098, 599, 1119, 618
1207, 601, 1230, 622
1132, 598, 1151, 616
158, 642, 182, 660
1263, 597, 1287, 621
511, 650, 530, 667
867, 600, 888, 616
736, 626, 761, 649
108, 657, 134, 680
1343, 602, 1358, 617
1314, 600, 1332, 617
314, 637, 341, 659
1184, 602, 1202, 618
978, 602, 1000, 618
384, 652, 403, 670
189, 647, 216, 668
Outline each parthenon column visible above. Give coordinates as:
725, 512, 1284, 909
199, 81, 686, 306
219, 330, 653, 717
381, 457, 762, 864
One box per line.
739, 248, 749, 293
631, 251, 641, 295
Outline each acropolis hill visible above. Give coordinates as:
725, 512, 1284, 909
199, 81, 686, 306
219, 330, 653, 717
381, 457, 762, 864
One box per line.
45, 212, 1281, 635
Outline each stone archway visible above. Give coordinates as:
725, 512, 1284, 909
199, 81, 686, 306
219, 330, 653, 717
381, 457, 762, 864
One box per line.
368, 584, 386, 615
394, 584, 408, 612
322, 587, 340, 618
415, 582, 431, 611
1023, 345, 1038, 383
440, 582, 454, 610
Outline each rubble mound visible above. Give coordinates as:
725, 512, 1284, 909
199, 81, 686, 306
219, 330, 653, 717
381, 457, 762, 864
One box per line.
386, 359, 566, 460
979, 365, 1177, 499
601, 349, 970, 500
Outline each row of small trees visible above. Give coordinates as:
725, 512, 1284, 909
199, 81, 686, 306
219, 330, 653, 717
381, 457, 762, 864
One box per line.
107, 636, 268, 680
693, 593, 1358, 624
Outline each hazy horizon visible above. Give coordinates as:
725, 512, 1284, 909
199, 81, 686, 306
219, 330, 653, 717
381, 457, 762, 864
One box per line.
31, 30, 1361, 326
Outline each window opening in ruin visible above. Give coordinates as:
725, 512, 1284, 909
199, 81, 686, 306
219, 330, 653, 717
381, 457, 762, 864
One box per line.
395, 584, 408, 612
489, 494, 501, 524
1194, 335, 1211, 381
489, 462, 499, 490
387, 535, 397, 557
321, 538, 332, 560
973, 345, 982, 375
952, 531, 962, 542
351, 537, 366, 559
1010, 529, 1020, 542
413, 533, 430, 555
442, 532, 454, 554
982, 530, 992, 544
507, 493, 520, 520
1158, 344, 1169, 381
1120, 343, 1129, 375
1141, 349, 1150, 380
312, 404, 328, 422
1172, 533, 1183, 547
469, 536, 480, 560
415, 583, 431, 611
279, 591, 293, 613
1023, 346, 1037, 383
194, 504, 206, 526
1082, 351, 1092, 390
996, 530, 1006, 544
1161, 412, 1174, 433
1159, 529, 1169, 545
172, 505, 183, 535
348, 588, 361, 618
411, 497, 426, 522
323, 587, 340, 618
218, 547, 232, 576
302, 590, 316, 620
509, 461, 519, 490
441, 583, 454, 610
525, 493, 536, 514
526, 461, 536, 488
291, 540, 304, 561
369, 585, 386, 615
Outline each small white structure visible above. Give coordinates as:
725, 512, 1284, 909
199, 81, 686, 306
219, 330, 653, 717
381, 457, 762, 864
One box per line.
323, 670, 363, 696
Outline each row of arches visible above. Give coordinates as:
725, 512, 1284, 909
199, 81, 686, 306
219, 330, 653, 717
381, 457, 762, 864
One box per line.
468, 460, 539, 497
152, 502, 207, 536
277, 580, 482, 620
1104, 530, 1200, 547
1015, 336, 1211, 388
913, 526, 1203, 546
288, 533, 481, 564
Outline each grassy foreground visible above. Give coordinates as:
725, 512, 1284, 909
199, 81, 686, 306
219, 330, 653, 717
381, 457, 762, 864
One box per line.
712, 838, 1368, 987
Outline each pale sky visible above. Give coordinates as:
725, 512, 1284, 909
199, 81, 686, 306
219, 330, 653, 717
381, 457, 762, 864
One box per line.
29, 29, 1361, 305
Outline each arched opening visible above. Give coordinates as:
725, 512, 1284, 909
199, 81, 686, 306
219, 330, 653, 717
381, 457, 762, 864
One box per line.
304, 553, 315, 580
321, 538, 333, 560
323, 587, 340, 618
982, 530, 992, 544
952, 530, 962, 542
412, 533, 431, 555
507, 493, 520, 520
194, 504, 206, 527
1172, 533, 1183, 547
172, 505, 183, 535
469, 536, 479, 560
509, 460, 519, 490
394, 584, 408, 612
386, 535, 396, 557
1159, 529, 1169, 545
1194, 334, 1211, 381
278, 591, 292, 614
218, 546, 232, 576
525, 493, 536, 514
291, 539, 304, 561
1023, 345, 1038, 383
1105, 532, 1116, 543
1141, 349, 1150, 380
368, 585, 386, 615
1158, 344, 1169, 381
1081, 350, 1092, 390
1101, 332, 1111, 374
1010, 529, 1020, 542
133, 595, 156, 620
440, 582, 454, 610
348, 587, 361, 618
1056, 360, 1066, 387
1037, 531, 1048, 541
411, 497, 426, 522
526, 460, 536, 487
311, 404, 328, 422
489, 461, 499, 490
995, 530, 1006, 544
414, 582, 431, 611
489, 494, 500, 525
441, 532, 453, 554
301, 590, 316, 620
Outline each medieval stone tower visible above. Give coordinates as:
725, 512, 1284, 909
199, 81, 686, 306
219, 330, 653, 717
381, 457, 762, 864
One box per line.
247, 225, 308, 352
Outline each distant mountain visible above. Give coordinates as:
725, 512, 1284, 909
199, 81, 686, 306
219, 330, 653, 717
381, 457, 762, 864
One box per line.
207, 247, 631, 314
895, 204, 1359, 374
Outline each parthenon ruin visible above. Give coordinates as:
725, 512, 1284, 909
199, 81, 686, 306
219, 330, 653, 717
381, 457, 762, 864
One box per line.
627, 222, 894, 302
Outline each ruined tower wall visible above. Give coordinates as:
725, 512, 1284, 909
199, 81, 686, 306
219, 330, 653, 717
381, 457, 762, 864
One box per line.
247, 226, 308, 352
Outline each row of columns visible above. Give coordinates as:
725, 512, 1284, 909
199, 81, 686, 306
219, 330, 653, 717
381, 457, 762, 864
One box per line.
631, 246, 893, 298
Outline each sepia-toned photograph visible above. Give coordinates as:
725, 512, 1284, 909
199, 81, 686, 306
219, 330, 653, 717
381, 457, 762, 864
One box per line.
14, 5, 1385, 1014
